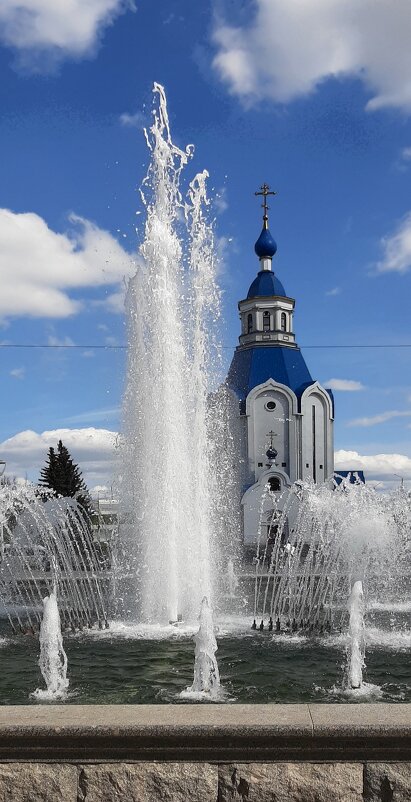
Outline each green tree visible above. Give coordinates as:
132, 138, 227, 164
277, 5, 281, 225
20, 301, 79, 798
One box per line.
39, 440, 92, 515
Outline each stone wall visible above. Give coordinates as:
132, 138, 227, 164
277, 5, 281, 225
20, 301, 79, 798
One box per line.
0, 704, 408, 801
0, 760, 409, 801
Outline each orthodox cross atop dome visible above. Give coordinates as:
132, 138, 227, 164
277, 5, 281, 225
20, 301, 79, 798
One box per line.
265, 429, 278, 463
255, 183, 276, 229
254, 183, 278, 261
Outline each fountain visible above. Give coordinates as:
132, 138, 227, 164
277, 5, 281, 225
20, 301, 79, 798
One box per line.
253, 476, 409, 631
0, 483, 108, 633
118, 82, 226, 625
347, 580, 365, 690
32, 589, 69, 700
181, 596, 221, 700
0, 84, 409, 705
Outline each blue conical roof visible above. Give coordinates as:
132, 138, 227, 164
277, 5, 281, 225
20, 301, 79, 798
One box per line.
247, 270, 286, 299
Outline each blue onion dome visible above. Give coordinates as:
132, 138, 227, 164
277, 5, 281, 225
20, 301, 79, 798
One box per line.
266, 447, 278, 461
247, 271, 286, 299
254, 226, 277, 258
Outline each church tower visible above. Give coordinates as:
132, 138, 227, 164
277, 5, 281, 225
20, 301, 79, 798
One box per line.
226, 185, 334, 545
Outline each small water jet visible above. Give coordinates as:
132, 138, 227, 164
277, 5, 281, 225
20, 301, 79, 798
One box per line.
32, 590, 69, 700
347, 580, 365, 690
181, 596, 220, 699
226, 559, 238, 598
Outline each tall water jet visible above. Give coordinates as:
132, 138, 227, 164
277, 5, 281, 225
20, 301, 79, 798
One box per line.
120, 84, 223, 623
182, 596, 220, 698
348, 580, 365, 689
32, 591, 69, 700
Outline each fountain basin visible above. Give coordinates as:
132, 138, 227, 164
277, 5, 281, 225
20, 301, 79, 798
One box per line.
0, 614, 408, 705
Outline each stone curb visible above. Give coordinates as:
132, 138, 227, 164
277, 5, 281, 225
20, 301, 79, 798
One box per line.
0, 704, 408, 762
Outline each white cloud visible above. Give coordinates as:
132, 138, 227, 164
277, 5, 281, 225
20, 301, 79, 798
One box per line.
394, 147, 411, 172
90, 484, 110, 497
0, 427, 117, 488
376, 212, 411, 274
0, 0, 134, 67
325, 287, 341, 297
119, 111, 145, 128
47, 335, 75, 347
335, 449, 411, 481
401, 147, 411, 162
9, 367, 25, 380
0, 209, 136, 320
325, 378, 365, 392
100, 289, 127, 314
348, 410, 411, 427
212, 0, 411, 112
214, 187, 228, 215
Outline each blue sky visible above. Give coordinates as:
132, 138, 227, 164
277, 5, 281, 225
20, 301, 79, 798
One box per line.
0, 0, 411, 489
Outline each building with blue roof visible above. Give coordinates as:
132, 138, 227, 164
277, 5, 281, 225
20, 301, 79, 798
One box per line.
226, 185, 334, 545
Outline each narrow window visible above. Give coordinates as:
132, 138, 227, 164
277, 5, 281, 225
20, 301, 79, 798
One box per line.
247, 313, 253, 333
263, 311, 270, 332
312, 405, 317, 483
281, 312, 287, 332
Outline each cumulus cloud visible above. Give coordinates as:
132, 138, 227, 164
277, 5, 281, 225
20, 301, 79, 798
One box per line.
348, 410, 411, 427
0, 0, 134, 68
376, 212, 411, 274
325, 287, 341, 297
0, 427, 117, 488
0, 209, 136, 320
9, 367, 25, 380
334, 449, 411, 481
212, 0, 411, 112
325, 378, 365, 392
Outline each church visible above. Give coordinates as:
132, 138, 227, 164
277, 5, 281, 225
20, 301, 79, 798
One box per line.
226, 185, 334, 546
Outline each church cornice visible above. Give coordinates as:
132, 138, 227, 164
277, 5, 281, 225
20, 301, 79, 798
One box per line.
237, 338, 298, 350
238, 295, 295, 308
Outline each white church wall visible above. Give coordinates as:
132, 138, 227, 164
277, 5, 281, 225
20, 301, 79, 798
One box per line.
245, 380, 299, 484
241, 471, 297, 546
300, 384, 334, 482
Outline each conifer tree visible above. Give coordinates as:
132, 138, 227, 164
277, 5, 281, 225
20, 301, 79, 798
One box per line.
39, 446, 59, 494
39, 440, 92, 515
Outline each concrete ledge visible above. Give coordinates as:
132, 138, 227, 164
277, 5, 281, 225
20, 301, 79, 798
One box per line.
0, 704, 408, 762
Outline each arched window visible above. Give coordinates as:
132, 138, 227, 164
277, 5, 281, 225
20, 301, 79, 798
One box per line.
247, 313, 253, 333
268, 477, 281, 492
280, 312, 287, 332
263, 311, 270, 332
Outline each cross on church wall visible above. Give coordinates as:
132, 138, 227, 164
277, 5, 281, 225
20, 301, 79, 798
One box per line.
266, 430, 278, 448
